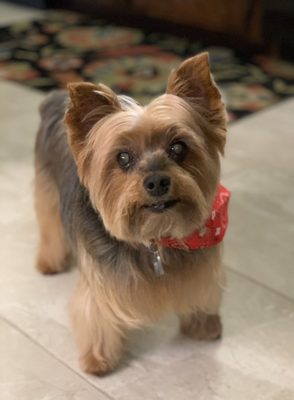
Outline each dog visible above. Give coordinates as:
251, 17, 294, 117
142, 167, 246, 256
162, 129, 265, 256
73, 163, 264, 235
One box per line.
34, 52, 230, 375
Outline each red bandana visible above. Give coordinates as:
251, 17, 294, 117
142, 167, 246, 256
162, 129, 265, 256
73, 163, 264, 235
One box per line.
159, 185, 231, 250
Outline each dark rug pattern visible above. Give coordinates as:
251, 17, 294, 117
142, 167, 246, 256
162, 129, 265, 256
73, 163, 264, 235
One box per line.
0, 10, 293, 120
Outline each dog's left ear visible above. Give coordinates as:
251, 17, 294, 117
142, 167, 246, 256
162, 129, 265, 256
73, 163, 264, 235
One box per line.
65, 82, 121, 179
166, 52, 226, 153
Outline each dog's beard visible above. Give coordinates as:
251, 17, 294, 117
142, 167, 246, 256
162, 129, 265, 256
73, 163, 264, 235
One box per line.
98, 176, 211, 245
130, 200, 207, 244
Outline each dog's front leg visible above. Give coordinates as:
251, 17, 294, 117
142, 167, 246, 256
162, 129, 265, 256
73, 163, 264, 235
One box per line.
70, 275, 125, 376
179, 311, 222, 341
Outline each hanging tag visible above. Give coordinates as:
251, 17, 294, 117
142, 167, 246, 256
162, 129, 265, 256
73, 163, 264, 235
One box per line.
149, 241, 165, 277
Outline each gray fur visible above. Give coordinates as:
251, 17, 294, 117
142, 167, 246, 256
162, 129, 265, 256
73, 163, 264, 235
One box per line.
36, 91, 153, 278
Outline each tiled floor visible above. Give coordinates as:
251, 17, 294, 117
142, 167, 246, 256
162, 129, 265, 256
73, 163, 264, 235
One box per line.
0, 1, 43, 24
0, 3, 294, 399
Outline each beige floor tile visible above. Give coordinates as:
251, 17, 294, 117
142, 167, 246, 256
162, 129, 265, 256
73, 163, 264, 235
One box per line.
112, 289, 294, 399
0, 81, 44, 162
219, 96, 294, 300
0, 80, 44, 116
222, 167, 294, 300
222, 98, 294, 177
223, 164, 294, 218
0, 1, 44, 25
0, 81, 44, 282
115, 323, 294, 400
0, 318, 112, 400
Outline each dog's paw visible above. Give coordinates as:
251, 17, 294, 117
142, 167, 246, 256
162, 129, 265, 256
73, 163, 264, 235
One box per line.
80, 352, 116, 377
36, 258, 60, 275
180, 313, 222, 341
36, 254, 70, 275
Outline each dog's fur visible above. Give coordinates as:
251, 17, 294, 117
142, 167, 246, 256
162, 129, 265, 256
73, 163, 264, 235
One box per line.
34, 52, 227, 375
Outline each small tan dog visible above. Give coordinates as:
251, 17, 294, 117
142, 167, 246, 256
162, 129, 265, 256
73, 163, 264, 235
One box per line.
34, 52, 229, 375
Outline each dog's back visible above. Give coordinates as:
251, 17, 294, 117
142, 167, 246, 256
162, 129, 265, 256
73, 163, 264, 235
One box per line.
35, 90, 127, 269
36, 90, 72, 186
34, 90, 81, 272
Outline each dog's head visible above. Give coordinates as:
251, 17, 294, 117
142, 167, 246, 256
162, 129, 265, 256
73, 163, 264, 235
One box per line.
65, 53, 227, 244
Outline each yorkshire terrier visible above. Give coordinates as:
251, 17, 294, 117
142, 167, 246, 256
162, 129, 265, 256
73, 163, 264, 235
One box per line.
34, 52, 230, 375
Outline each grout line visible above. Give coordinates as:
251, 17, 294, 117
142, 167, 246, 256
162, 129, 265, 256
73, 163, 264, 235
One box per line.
0, 315, 115, 400
225, 264, 294, 305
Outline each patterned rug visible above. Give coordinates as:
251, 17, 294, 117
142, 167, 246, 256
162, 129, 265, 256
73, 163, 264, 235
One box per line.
0, 10, 293, 121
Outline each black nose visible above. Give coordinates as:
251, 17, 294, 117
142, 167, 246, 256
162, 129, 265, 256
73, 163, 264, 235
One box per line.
143, 174, 171, 197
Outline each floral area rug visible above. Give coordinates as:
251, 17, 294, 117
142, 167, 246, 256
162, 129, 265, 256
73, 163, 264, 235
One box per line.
0, 10, 293, 121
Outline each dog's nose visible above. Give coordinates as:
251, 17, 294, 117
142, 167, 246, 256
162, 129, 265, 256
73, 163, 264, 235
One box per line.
143, 174, 170, 197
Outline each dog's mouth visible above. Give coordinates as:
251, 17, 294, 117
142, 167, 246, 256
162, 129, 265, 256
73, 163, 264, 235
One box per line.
143, 199, 179, 213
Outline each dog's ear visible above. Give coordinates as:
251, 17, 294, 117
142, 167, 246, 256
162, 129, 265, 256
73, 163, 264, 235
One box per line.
65, 82, 121, 163
166, 52, 221, 110
166, 53, 226, 153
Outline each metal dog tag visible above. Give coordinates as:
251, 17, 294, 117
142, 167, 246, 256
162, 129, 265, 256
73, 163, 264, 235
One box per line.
149, 241, 165, 277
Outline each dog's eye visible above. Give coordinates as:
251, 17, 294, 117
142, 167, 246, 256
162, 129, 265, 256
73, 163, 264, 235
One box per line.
168, 141, 187, 162
117, 152, 133, 170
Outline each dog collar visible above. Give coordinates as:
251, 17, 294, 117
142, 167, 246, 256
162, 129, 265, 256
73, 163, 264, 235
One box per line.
160, 185, 231, 250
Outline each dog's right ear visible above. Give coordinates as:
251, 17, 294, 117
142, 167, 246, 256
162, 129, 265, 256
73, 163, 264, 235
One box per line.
166, 53, 227, 154
65, 82, 121, 166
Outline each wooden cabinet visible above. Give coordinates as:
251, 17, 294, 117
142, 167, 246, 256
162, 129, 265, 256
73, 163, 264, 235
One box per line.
131, 0, 262, 44
62, 0, 263, 46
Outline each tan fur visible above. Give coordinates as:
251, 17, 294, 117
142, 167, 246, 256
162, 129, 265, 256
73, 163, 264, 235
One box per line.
35, 166, 70, 274
69, 243, 224, 374
70, 269, 126, 375
180, 312, 222, 340
76, 244, 224, 323
36, 52, 228, 375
